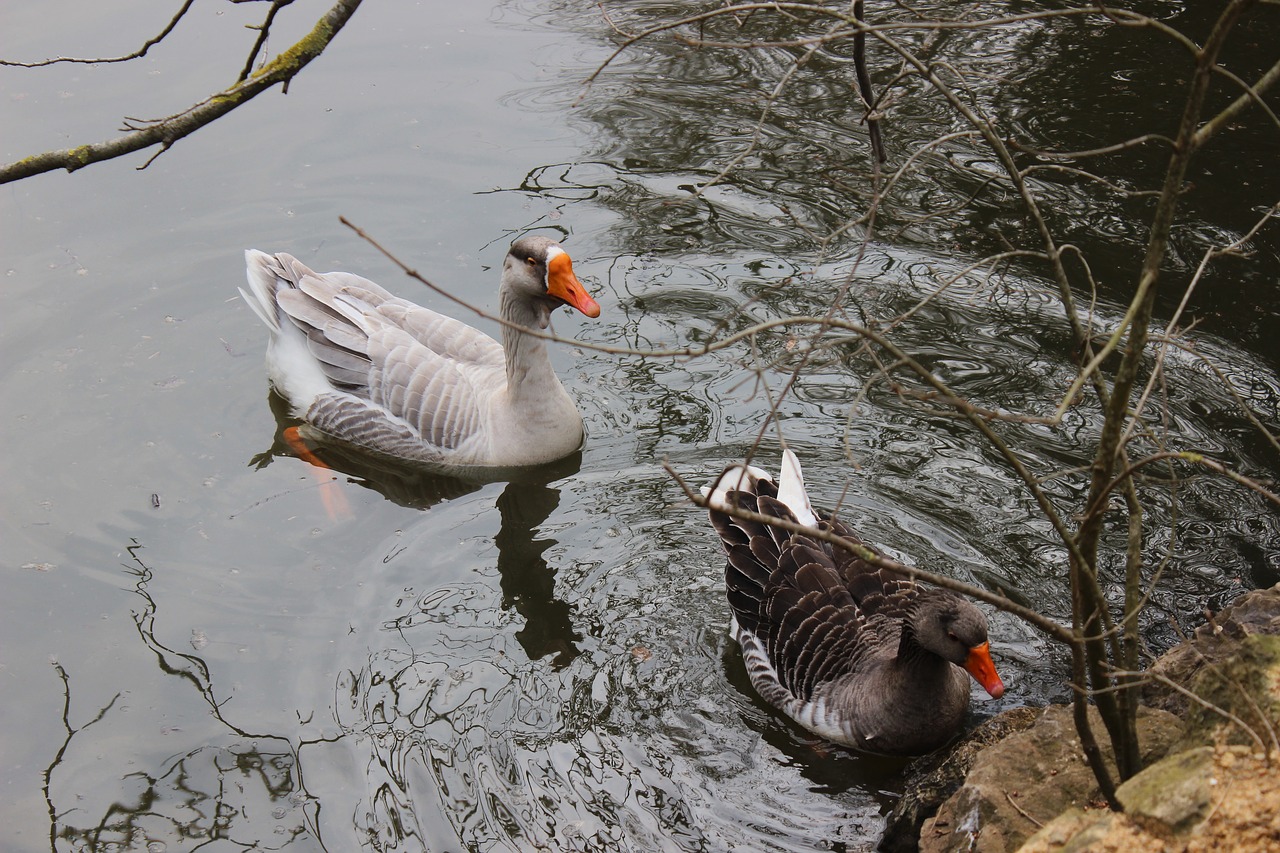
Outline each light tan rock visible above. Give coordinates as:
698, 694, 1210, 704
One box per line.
1115, 747, 1215, 839
918, 704, 1180, 853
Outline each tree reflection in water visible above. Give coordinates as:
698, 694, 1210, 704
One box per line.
47, 434, 607, 850
48, 541, 317, 851
330, 475, 616, 850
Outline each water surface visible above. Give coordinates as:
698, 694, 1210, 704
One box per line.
3, 1, 1278, 851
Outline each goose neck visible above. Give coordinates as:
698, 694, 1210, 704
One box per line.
896, 618, 949, 676
500, 291, 556, 391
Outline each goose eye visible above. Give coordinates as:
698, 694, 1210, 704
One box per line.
525, 256, 538, 266
947, 631, 960, 643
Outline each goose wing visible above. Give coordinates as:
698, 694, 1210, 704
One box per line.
254, 253, 504, 454
773, 447, 919, 618
821, 512, 920, 620
711, 485, 874, 702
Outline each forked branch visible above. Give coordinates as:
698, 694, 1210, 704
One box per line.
0, 0, 363, 184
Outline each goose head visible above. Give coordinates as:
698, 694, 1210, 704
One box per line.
503, 236, 601, 329
908, 590, 1006, 699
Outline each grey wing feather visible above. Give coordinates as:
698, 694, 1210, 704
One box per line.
822, 515, 920, 618
763, 551, 863, 702
261, 255, 504, 452
307, 394, 438, 462
712, 484, 869, 704
364, 325, 498, 451
377, 301, 506, 369
710, 468, 927, 705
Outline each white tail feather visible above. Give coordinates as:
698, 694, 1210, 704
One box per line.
776, 449, 817, 527
702, 451, 818, 528
241, 250, 284, 331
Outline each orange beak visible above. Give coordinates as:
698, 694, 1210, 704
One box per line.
963, 641, 1005, 699
546, 251, 601, 318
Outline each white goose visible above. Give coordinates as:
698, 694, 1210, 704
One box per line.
704, 450, 1005, 755
239, 235, 600, 469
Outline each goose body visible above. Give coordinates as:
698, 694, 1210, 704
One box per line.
239, 236, 600, 469
704, 450, 1004, 755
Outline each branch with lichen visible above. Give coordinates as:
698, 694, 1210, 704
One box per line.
0, 0, 363, 185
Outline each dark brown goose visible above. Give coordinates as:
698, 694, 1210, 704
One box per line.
703, 450, 1005, 755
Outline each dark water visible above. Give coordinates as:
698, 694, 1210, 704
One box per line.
2, 1, 1277, 851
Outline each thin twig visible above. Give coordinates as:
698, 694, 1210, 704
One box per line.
1, 0, 197, 67
1005, 791, 1044, 828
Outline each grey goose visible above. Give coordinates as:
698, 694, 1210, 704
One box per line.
240, 236, 600, 469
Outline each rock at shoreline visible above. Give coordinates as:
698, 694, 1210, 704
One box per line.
913, 704, 1180, 853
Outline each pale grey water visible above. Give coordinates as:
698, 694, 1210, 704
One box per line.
3, 2, 1278, 851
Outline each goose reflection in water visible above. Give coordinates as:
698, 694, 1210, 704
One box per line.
495, 480, 583, 668
240, 394, 604, 849
251, 388, 584, 667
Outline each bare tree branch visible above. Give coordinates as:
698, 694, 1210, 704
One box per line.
0, 0, 197, 68
0, 0, 362, 184
584, 0, 1278, 795
238, 0, 301, 84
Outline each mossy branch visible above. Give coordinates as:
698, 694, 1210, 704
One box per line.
0, 0, 363, 185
